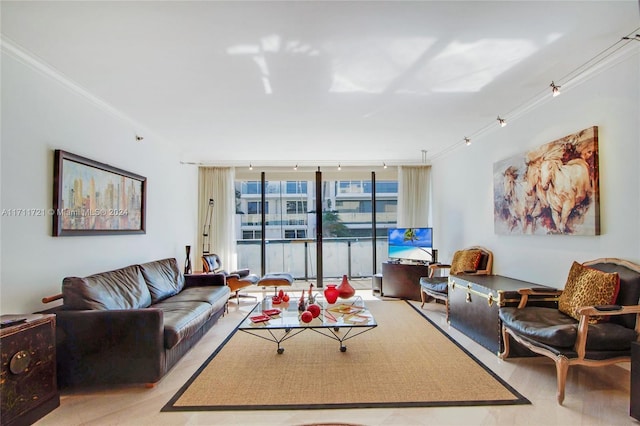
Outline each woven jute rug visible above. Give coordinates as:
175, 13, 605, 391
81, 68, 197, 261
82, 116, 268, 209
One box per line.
163, 301, 529, 411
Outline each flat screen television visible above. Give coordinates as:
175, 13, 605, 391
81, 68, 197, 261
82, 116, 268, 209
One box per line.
387, 227, 433, 262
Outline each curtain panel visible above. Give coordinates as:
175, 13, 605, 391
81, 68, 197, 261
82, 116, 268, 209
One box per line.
198, 167, 238, 271
397, 165, 431, 228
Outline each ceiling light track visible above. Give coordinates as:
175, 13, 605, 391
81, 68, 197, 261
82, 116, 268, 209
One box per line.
449, 25, 640, 155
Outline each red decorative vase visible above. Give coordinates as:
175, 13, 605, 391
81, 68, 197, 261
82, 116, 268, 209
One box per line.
324, 284, 339, 304
337, 275, 356, 299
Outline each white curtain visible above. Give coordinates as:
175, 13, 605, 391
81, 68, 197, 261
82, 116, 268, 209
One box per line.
397, 165, 431, 227
198, 167, 238, 271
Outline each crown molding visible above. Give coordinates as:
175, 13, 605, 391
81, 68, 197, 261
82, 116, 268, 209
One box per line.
0, 35, 156, 141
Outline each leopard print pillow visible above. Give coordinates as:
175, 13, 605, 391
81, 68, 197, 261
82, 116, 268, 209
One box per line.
558, 261, 619, 323
450, 250, 483, 275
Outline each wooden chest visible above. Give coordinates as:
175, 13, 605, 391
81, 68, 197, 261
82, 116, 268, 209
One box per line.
1, 314, 59, 426
448, 275, 556, 356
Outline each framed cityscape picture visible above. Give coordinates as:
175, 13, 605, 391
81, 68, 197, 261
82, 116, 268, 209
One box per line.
493, 126, 600, 236
52, 150, 146, 236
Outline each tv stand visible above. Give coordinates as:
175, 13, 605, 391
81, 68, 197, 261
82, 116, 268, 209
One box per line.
381, 261, 429, 301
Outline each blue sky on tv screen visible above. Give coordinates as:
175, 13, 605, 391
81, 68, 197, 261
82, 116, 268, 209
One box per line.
388, 228, 432, 247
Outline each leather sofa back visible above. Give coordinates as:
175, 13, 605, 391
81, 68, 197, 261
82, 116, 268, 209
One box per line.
63, 264, 152, 310
62, 258, 189, 310
140, 258, 185, 304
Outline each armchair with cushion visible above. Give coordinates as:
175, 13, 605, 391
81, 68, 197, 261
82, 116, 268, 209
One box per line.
202, 253, 259, 304
499, 258, 640, 404
419, 246, 493, 317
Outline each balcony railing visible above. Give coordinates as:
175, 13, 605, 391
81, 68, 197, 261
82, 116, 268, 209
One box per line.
241, 213, 308, 226
237, 237, 389, 284
336, 212, 396, 224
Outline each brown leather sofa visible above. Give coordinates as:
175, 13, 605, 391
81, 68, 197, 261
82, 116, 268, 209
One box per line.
42, 258, 229, 388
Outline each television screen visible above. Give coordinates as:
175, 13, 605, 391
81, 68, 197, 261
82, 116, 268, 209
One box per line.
387, 227, 433, 262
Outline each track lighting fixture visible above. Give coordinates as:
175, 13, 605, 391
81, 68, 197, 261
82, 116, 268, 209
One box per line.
436, 30, 637, 161
383, 162, 387, 169
338, 164, 341, 171
293, 164, 298, 170
135, 135, 144, 141
622, 34, 640, 41
249, 163, 253, 170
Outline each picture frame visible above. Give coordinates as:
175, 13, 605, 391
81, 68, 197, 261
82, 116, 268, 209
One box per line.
493, 126, 600, 236
52, 150, 146, 236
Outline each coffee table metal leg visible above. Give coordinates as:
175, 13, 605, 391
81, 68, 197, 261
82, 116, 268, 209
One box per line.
309, 326, 376, 352
240, 328, 305, 354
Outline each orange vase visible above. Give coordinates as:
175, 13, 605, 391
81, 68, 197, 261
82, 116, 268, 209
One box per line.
337, 274, 355, 299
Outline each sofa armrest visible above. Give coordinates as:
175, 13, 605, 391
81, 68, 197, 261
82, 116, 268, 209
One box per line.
55, 308, 165, 386
184, 272, 226, 287
573, 305, 640, 358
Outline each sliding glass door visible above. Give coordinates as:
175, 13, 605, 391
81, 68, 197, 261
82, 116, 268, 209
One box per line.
234, 167, 397, 285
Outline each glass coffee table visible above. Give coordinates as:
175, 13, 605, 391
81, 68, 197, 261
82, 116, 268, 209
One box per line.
238, 295, 377, 354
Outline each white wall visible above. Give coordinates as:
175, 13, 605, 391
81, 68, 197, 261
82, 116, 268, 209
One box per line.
430, 53, 640, 287
0, 52, 198, 313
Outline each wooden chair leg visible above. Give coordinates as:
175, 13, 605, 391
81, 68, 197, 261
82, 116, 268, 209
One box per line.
420, 289, 426, 308
444, 298, 449, 321
499, 326, 511, 359
555, 355, 570, 405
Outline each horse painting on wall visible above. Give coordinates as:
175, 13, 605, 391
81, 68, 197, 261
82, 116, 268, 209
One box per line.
493, 126, 600, 235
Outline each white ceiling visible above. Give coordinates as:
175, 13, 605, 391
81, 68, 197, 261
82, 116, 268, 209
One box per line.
2, 1, 639, 166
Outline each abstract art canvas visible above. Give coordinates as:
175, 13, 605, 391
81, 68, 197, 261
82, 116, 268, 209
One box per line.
53, 150, 146, 236
493, 126, 600, 235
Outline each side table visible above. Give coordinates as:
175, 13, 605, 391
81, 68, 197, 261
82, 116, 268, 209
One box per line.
1, 314, 59, 426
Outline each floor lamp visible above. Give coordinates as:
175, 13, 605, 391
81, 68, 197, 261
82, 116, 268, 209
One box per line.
202, 198, 214, 254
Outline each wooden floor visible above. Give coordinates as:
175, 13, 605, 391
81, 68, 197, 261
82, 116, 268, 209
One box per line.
36, 289, 636, 426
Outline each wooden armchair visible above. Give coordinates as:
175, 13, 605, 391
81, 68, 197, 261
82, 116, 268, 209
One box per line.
419, 246, 493, 318
202, 253, 259, 304
499, 258, 640, 404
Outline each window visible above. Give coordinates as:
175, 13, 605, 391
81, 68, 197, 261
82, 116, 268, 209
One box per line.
247, 201, 262, 214
242, 230, 262, 239
376, 181, 398, 193
286, 201, 307, 214
243, 181, 261, 195
285, 229, 307, 239
338, 181, 363, 194
286, 181, 307, 194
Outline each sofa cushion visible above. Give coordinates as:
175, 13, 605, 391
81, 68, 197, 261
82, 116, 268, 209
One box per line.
166, 286, 230, 312
558, 261, 619, 323
140, 258, 185, 304
63, 265, 152, 310
152, 300, 212, 349
500, 306, 637, 350
450, 250, 482, 275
